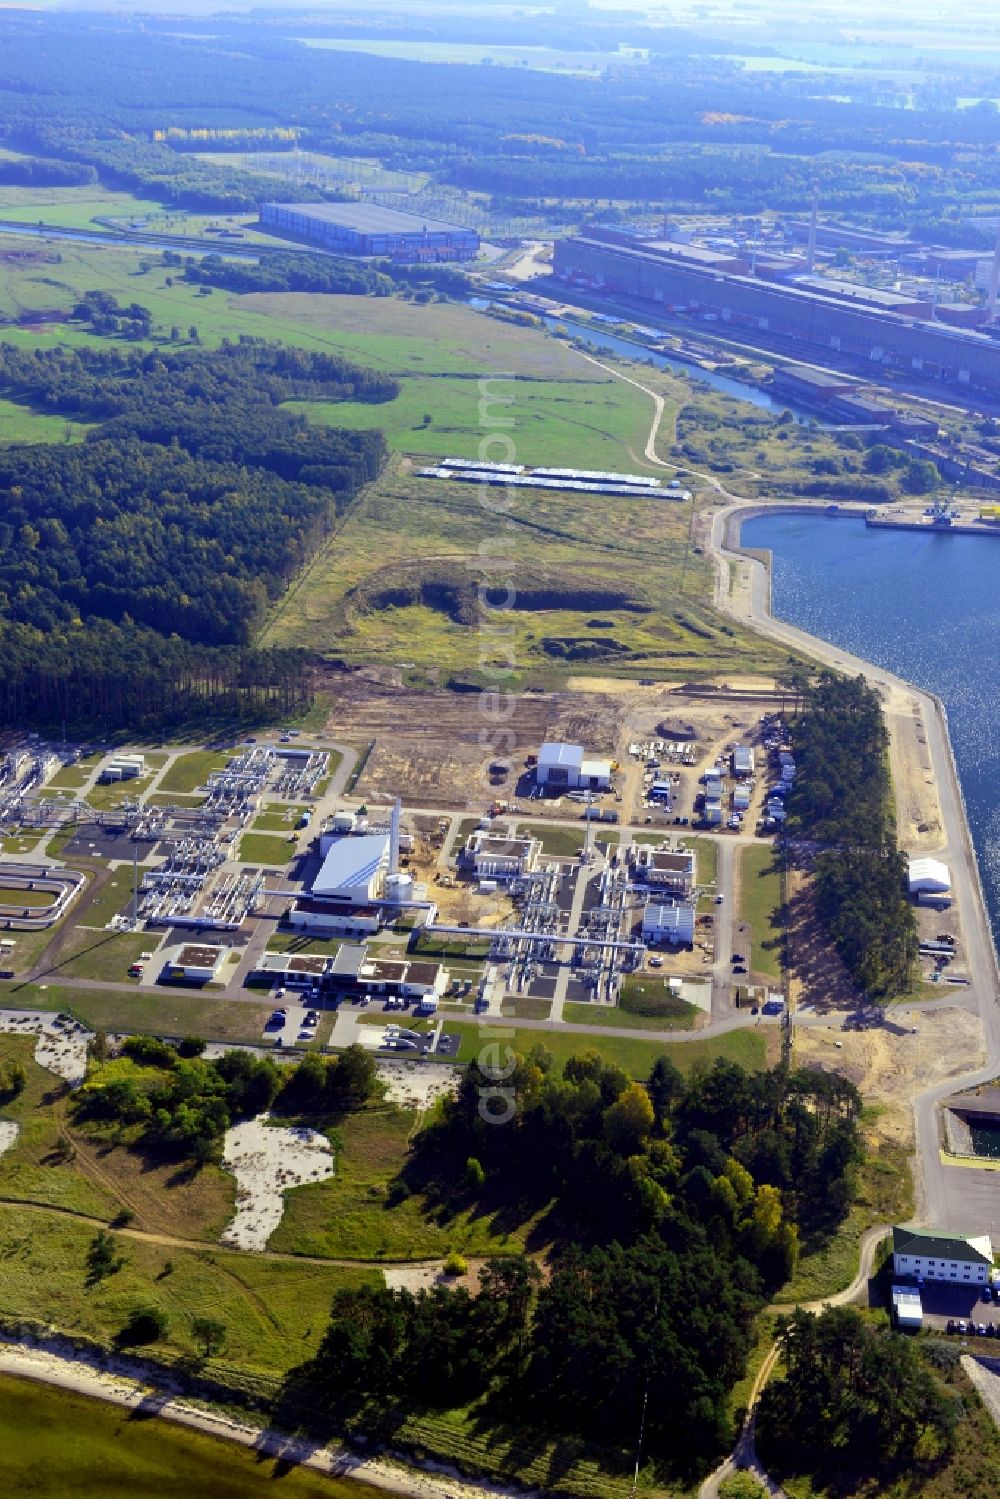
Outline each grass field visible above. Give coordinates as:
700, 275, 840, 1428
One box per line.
0, 396, 91, 446
562, 996, 701, 1031
0, 986, 272, 1045
237, 832, 295, 867
264, 458, 781, 685
439, 1017, 766, 1076
740, 843, 784, 980
289, 366, 658, 470
41, 930, 149, 983
156, 750, 230, 795
271, 1105, 534, 1262
0, 1202, 375, 1373
0, 1374, 372, 1499
254, 804, 307, 831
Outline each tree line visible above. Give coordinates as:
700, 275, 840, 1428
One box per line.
786, 672, 919, 998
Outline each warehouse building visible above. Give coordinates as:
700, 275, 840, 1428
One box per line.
536, 742, 613, 791
552, 236, 1000, 395
892, 1226, 993, 1285
260, 202, 480, 262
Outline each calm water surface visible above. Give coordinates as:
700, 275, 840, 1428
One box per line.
742, 512, 1000, 945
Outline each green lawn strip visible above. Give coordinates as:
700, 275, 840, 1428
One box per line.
0, 887, 56, 911
563, 990, 702, 1032
688, 835, 719, 888
1, 985, 273, 1045
157, 750, 231, 795
78, 869, 143, 929
45, 765, 90, 790
253, 804, 307, 832
740, 843, 784, 980
517, 822, 588, 857
500, 996, 552, 1020
435, 1018, 766, 1076
237, 832, 295, 867
772, 1128, 913, 1304
266, 933, 344, 956
145, 791, 206, 808
0, 1372, 366, 1499
269, 1105, 535, 1261
0, 1201, 377, 1376
83, 773, 160, 811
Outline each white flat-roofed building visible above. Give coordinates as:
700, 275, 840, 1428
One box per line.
167, 943, 226, 982
642, 902, 695, 946
461, 830, 540, 881
311, 833, 390, 904
733, 785, 751, 812
632, 845, 696, 895
892, 1226, 993, 1284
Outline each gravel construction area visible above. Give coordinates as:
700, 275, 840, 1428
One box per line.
377, 1059, 461, 1109
0, 1010, 89, 1086
220, 1114, 334, 1252
0, 1121, 18, 1158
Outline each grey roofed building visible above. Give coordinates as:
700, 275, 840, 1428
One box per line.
260, 201, 479, 260
329, 943, 367, 982
261, 201, 476, 237
892, 1226, 993, 1266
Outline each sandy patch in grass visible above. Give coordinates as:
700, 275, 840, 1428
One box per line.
221, 1114, 334, 1252
0, 1009, 89, 1086
377, 1060, 461, 1110
0, 1120, 18, 1158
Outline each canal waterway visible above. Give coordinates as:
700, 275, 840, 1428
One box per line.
742, 511, 1000, 946
469, 296, 813, 418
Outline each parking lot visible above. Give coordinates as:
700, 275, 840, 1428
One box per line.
913, 1280, 1000, 1332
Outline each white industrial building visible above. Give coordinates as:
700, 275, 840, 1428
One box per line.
461, 829, 540, 881
632, 844, 696, 895
892, 1226, 993, 1284
312, 833, 390, 904
536, 742, 612, 791
642, 902, 695, 946
287, 899, 382, 937
907, 858, 952, 902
